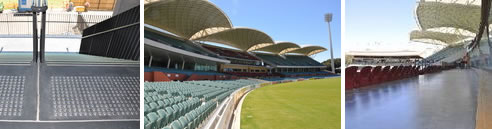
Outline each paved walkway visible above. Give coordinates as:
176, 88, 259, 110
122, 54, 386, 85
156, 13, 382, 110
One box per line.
476, 69, 492, 129
346, 69, 478, 129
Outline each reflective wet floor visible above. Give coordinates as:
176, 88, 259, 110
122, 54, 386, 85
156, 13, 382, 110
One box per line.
346, 69, 478, 129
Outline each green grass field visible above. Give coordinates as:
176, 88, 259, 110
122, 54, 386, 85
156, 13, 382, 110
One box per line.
241, 77, 341, 129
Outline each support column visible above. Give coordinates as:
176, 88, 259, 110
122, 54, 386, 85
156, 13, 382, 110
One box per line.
40, 11, 46, 63
32, 4, 47, 63
148, 56, 153, 67
32, 12, 38, 62
167, 58, 171, 69
182, 60, 185, 70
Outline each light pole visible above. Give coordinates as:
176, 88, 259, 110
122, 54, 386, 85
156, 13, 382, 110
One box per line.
325, 13, 335, 73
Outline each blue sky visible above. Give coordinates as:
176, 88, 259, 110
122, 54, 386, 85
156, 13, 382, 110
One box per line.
345, 0, 440, 54
209, 0, 341, 62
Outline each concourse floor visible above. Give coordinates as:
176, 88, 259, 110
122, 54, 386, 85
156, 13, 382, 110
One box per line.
0, 54, 139, 129
346, 69, 479, 129
476, 69, 492, 129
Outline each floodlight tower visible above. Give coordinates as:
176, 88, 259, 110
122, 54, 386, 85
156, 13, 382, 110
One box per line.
32, 0, 48, 63
325, 13, 335, 73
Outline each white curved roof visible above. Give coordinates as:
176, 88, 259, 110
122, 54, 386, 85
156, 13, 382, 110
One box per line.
144, 0, 233, 39
192, 28, 275, 51
415, 1, 492, 34
254, 42, 301, 54
412, 0, 489, 46
410, 30, 471, 45
287, 46, 327, 56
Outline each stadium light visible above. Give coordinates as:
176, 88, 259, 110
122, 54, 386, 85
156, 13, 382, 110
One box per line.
325, 13, 335, 73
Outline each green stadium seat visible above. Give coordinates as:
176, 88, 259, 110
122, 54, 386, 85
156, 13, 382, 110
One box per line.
170, 121, 183, 129
146, 112, 159, 129
157, 109, 169, 127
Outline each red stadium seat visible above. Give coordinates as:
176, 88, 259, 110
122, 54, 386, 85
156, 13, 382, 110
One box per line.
381, 66, 395, 82
370, 66, 382, 85
372, 66, 389, 85
357, 66, 373, 87
345, 66, 358, 90
389, 66, 401, 81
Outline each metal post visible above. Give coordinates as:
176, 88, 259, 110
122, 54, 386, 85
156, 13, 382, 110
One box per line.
148, 56, 153, 67
326, 14, 336, 73
32, 1, 47, 63
32, 12, 38, 63
40, 12, 46, 63
167, 58, 171, 69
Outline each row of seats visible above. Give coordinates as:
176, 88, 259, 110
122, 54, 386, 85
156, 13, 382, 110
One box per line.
144, 79, 261, 129
345, 65, 454, 90
224, 72, 278, 78
280, 71, 332, 77
262, 75, 338, 81
256, 54, 324, 66
145, 67, 225, 76
145, 101, 216, 129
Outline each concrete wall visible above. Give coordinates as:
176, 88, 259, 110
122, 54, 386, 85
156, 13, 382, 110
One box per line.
113, 0, 139, 16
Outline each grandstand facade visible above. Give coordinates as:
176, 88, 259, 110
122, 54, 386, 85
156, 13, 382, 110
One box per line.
144, 0, 337, 129
144, 0, 332, 82
346, 51, 423, 66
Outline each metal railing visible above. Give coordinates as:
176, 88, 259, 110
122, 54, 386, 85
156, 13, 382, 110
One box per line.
0, 12, 112, 36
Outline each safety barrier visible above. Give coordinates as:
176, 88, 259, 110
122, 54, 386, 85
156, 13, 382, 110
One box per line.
202, 84, 256, 129
80, 6, 139, 60
0, 12, 111, 35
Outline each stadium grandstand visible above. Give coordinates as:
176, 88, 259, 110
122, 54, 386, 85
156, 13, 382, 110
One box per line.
144, 0, 338, 129
0, 0, 139, 128
346, 0, 492, 129
346, 50, 423, 66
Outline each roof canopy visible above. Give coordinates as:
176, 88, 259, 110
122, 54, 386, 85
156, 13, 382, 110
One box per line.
254, 42, 301, 54
410, 30, 471, 45
193, 28, 275, 51
287, 46, 327, 56
411, 1, 491, 46
144, 0, 326, 56
144, 0, 233, 39
416, 2, 484, 33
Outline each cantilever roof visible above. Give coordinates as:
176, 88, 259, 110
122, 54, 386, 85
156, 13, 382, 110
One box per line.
192, 28, 275, 51
411, 0, 492, 45
254, 42, 301, 54
410, 30, 471, 45
144, 0, 233, 39
144, 0, 326, 56
415, 2, 490, 34
287, 46, 327, 56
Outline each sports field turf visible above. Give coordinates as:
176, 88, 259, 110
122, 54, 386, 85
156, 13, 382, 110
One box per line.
241, 77, 341, 129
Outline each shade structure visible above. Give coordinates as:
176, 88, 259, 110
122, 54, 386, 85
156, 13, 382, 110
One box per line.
254, 42, 301, 54
144, 0, 233, 39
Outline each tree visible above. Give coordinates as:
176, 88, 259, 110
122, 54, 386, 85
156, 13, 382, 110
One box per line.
322, 58, 341, 72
